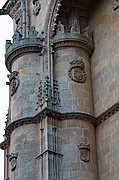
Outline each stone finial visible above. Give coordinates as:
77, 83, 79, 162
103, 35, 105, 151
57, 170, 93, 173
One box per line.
28, 26, 38, 38
12, 31, 22, 43
70, 20, 81, 34
6, 40, 12, 52
56, 21, 65, 34
83, 26, 92, 39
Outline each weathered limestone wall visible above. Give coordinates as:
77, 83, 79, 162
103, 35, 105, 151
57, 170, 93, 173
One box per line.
89, 0, 119, 116
9, 124, 38, 180
59, 119, 98, 180
11, 53, 41, 121
96, 111, 119, 179
54, 47, 94, 115
35, 117, 98, 180
89, 0, 119, 179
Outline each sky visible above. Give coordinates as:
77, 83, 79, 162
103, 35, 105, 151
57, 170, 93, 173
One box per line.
0, 0, 13, 179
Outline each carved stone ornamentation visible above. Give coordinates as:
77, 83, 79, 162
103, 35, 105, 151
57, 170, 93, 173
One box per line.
33, 0, 41, 16
50, 0, 62, 37
37, 81, 43, 108
56, 21, 65, 34
7, 71, 20, 96
12, 31, 22, 43
68, 60, 87, 83
28, 26, 38, 38
70, 20, 81, 34
14, 9, 21, 29
78, 143, 90, 162
7, 153, 18, 171
112, 0, 119, 10
36, 76, 60, 109
53, 80, 61, 106
83, 26, 93, 39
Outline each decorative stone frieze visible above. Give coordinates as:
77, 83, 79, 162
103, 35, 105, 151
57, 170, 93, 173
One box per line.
78, 143, 90, 162
68, 60, 86, 83
112, 0, 119, 10
5, 27, 43, 72
7, 153, 18, 171
3, 108, 96, 143
1, 102, 118, 146
7, 71, 20, 96
33, 0, 41, 16
97, 101, 119, 125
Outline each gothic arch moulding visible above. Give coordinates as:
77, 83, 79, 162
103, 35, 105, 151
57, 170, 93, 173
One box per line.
44, 0, 94, 38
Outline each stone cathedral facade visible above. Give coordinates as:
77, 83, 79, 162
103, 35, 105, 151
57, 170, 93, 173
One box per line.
0, 0, 119, 179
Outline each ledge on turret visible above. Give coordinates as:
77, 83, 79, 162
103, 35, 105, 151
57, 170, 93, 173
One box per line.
53, 32, 94, 57
52, 21, 94, 57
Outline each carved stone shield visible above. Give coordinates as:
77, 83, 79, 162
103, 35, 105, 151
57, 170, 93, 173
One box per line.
10, 157, 17, 171
78, 143, 90, 162
8, 153, 18, 171
68, 60, 86, 83
7, 71, 20, 96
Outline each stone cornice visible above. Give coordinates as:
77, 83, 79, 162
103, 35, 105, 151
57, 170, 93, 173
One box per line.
53, 33, 94, 57
1, 101, 119, 150
5, 108, 96, 138
5, 38, 42, 72
97, 101, 119, 125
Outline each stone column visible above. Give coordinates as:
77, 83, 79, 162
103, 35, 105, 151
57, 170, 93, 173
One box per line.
53, 28, 94, 115
52, 25, 98, 179
4, 27, 43, 180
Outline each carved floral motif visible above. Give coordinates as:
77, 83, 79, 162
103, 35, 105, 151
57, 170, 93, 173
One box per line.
68, 60, 86, 83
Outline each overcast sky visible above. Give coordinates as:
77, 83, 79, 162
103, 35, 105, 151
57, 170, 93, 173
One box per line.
0, 0, 13, 179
